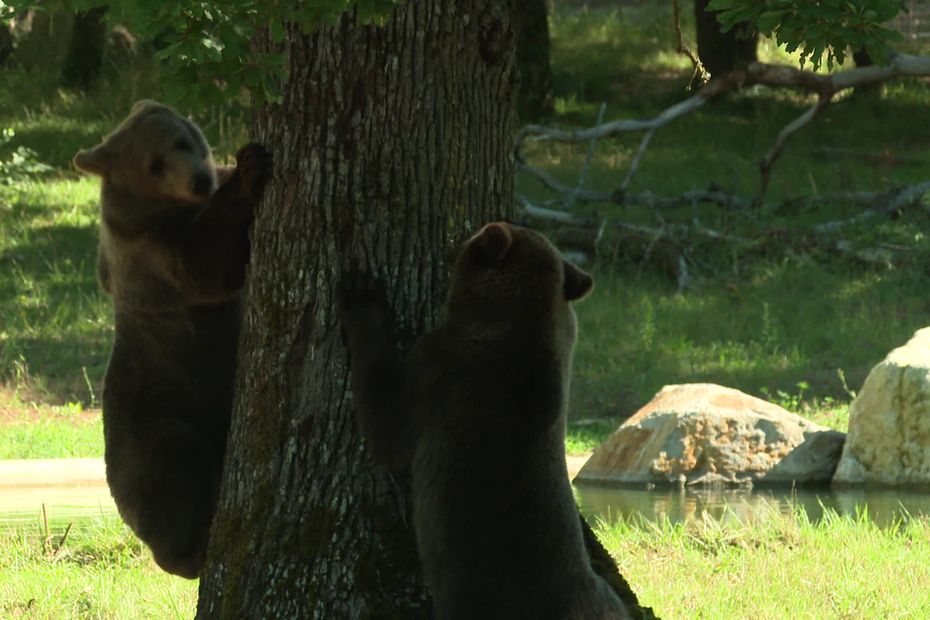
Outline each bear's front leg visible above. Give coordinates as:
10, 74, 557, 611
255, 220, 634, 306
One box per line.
179, 143, 272, 302
336, 273, 417, 470
209, 143, 273, 218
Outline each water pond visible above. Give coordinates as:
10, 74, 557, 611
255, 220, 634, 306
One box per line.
2, 462, 929, 531
0, 483, 116, 532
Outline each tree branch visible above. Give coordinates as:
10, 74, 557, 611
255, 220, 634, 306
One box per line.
755, 95, 832, 206
518, 180, 930, 283
515, 52, 930, 207
672, 0, 709, 88
813, 181, 930, 233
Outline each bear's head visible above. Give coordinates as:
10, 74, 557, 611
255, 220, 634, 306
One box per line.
73, 100, 217, 204
447, 221, 593, 317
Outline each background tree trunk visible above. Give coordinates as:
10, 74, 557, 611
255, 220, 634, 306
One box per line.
854, 48, 874, 67
693, 0, 757, 77
60, 5, 107, 88
195, 2, 517, 616
0, 21, 12, 66
515, 0, 554, 119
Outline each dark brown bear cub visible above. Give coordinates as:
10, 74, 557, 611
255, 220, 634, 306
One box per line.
74, 100, 271, 579
337, 222, 631, 619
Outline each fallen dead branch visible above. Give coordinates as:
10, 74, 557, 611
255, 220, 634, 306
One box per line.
515, 53, 930, 206
518, 177, 930, 286
813, 181, 930, 233
519, 199, 748, 292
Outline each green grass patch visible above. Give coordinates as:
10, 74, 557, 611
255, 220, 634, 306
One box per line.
0, 514, 197, 619
601, 507, 930, 619
565, 418, 617, 455
570, 258, 925, 420
0, 395, 102, 459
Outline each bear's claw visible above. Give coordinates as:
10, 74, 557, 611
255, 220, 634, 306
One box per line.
235, 143, 273, 200
335, 272, 390, 341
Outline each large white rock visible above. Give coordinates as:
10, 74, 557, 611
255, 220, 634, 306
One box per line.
575, 383, 844, 487
833, 328, 930, 487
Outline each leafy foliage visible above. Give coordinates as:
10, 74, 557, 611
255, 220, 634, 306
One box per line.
707, 0, 904, 69
0, 128, 51, 183
2, 0, 403, 104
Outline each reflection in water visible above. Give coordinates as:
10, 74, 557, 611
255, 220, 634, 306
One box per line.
3, 482, 929, 530
574, 483, 930, 527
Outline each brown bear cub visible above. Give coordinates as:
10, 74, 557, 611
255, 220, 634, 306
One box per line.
337, 222, 631, 619
74, 100, 271, 579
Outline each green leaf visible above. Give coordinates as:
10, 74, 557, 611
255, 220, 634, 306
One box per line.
756, 10, 786, 34
269, 18, 285, 43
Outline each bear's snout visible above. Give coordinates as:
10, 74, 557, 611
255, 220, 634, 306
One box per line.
191, 172, 214, 198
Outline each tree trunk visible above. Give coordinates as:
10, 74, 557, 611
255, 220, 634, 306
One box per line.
515, 0, 554, 119
195, 2, 517, 617
60, 5, 107, 88
853, 48, 873, 67
693, 0, 757, 78
0, 20, 12, 66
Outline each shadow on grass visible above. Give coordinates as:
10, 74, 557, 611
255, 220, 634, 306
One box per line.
1, 220, 110, 406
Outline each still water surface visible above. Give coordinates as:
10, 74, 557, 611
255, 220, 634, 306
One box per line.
2, 479, 929, 530
0, 484, 117, 531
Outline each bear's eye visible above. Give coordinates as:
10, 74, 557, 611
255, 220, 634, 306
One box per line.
149, 157, 165, 176
173, 139, 192, 153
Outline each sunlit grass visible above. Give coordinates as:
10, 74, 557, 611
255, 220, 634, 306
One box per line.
601, 507, 930, 619
0, 514, 197, 619
0, 394, 102, 459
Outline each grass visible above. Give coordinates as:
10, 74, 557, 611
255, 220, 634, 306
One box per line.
0, 389, 102, 459
544, 3, 930, 449
0, 514, 197, 619
600, 507, 930, 619
0, 5, 928, 617
0, 2, 927, 463
0, 178, 110, 406
3, 504, 927, 620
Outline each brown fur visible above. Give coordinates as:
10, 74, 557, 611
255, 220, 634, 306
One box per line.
337, 222, 631, 619
74, 101, 271, 579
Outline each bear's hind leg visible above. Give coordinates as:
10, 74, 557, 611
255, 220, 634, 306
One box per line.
118, 428, 222, 579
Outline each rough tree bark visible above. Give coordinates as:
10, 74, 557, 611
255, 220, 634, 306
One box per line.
515, 0, 554, 119
60, 5, 107, 88
195, 2, 518, 617
693, 0, 757, 78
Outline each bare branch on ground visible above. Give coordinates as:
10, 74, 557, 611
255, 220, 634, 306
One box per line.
515, 53, 930, 206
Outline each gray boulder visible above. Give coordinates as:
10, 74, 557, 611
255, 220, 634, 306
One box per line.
833, 327, 930, 487
576, 383, 844, 487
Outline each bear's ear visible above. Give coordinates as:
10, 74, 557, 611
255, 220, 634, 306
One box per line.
563, 260, 593, 301
471, 222, 513, 264
73, 145, 114, 176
